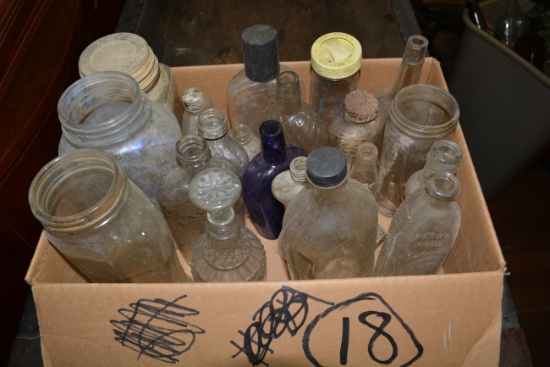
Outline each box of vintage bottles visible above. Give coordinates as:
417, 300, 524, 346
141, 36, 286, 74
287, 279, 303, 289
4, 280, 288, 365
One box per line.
26, 58, 506, 366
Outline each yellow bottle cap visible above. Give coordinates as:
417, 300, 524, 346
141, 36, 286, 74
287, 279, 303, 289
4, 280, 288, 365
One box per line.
311, 32, 362, 80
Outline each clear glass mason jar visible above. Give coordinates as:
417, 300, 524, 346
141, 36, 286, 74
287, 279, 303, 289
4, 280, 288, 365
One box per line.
78, 32, 185, 124
57, 71, 182, 207
28, 149, 190, 283
376, 84, 460, 217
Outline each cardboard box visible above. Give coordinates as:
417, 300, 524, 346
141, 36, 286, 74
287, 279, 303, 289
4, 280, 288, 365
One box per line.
26, 58, 506, 366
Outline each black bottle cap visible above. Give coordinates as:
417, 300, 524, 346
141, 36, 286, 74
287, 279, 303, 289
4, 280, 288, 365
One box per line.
307, 147, 347, 187
242, 24, 280, 82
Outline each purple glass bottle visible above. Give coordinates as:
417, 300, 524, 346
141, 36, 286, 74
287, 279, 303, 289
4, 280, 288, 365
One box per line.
242, 120, 307, 239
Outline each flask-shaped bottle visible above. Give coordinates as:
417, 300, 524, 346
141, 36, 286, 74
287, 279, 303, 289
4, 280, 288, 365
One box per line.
182, 87, 213, 135
374, 172, 461, 276
57, 71, 182, 207
375, 35, 429, 127
189, 167, 267, 282
78, 32, 184, 124
197, 107, 250, 178
226, 24, 304, 135
29, 149, 190, 283
404, 139, 463, 199
261, 71, 329, 153
242, 120, 307, 239
329, 90, 384, 156
279, 147, 378, 279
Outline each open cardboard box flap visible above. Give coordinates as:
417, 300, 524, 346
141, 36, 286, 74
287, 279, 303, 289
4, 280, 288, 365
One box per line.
26, 58, 506, 367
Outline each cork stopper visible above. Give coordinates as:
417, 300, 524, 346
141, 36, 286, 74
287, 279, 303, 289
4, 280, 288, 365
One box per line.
182, 87, 207, 113
344, 90, 379, 124
78, 32, 159, 92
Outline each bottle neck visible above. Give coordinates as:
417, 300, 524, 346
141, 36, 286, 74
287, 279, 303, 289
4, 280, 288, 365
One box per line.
205, 208, 238, 240
289, 157, 307, 182
260, 120, 287, 164
388, 35, 428, 99
58, 71, 150, 148
276, 71, 302, 114
425, 172, 460, 202
198, 108, 229, 140
29, 149, 129, 236
231, 124, 253, 145
175, 135, 212, 175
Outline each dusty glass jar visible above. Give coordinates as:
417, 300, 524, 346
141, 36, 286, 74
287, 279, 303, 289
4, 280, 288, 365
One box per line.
78, 32, 184, 124
329, 89, 384, 157
310, 32, 362, 126
189, 167, 266, 282
261, 71, 329, 153
28, 149, 190, 283
404, 139, 463, 199
181, 87, 213, 135
57, 71, 182, 207
374, 172, 461, 276
376, 84, 460, 217
279, 147, 378, 279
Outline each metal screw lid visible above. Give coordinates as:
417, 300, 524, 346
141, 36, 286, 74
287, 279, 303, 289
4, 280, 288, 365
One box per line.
311, 32, 362, 80
307, 147, 347, 187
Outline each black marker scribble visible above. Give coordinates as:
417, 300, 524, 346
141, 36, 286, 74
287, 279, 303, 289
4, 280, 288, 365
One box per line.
111, 295, 205, 364
231, 286, 334, 366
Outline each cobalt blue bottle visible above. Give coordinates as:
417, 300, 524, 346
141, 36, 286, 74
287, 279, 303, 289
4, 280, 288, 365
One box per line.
242, 120, 307, 239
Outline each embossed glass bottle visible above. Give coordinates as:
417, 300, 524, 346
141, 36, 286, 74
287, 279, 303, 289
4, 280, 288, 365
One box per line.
197, 107, 250, 178
181, 87, 213, 135
226, 24, 304, 135
260, 71, 329, 153
329, 90, 384, 157
271, 156, 308, 208
157, 135, 243, 256
404, 139, 463, 199
376, 84, 459, 217
242, 120, 307, 239
28, 149, 189, 283
374, 172, 461, 276
279, 147, 378, 279
78, 32, 185, 124
349, 142, 379, 193
57, 71, 182, 207
230, 123, 262, 161
189, 167, 266, 282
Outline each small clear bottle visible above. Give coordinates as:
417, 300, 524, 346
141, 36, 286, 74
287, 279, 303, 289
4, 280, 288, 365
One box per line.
189, 167, 266, 282
349, 142, 379, 193
197, 107, 250, 178
374, 172, 461, 276
78, 32, 185, 124
181, 87, 213, 135
157, 135, 243, 256
261, 71, 329, 153
404, 139, 463, 199
271, 156, 308, 208
226, 24, 304, 135
57, 71, 182, 207
376, 84, 460, 217
310, 32, 362, 126
375, 35, 429, 127
230, 124, 262, 161
242, 120, 307, 239
329, 90, 384, 157
279, 147, 378, 279
28, 149, 190, 283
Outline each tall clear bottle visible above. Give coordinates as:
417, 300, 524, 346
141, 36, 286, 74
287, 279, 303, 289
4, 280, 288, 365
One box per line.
404, 139, 463, 199
78, 32, 185, 125
57, 71, 182, 207
279, 147, 378, 279
328, 90, 384, 157
29, 149, 190, 283
181, 87, 212, 135
374, 172, 461, 276
226, 24, 304, 135
242, 120, 307, 239
157, 135, 243, 257
260, 71, 329, 153
189, 167, 266, 282
375, 35, 429, 127
197, 107, 250, 178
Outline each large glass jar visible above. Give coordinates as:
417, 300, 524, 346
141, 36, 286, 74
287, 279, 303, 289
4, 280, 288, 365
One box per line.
376, 84, 460, 217
28, 149, 190, 283
57, 71, 182, 207
279, 147, 378, 279
78, 32, 185, 124
310, 32, 362, 126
